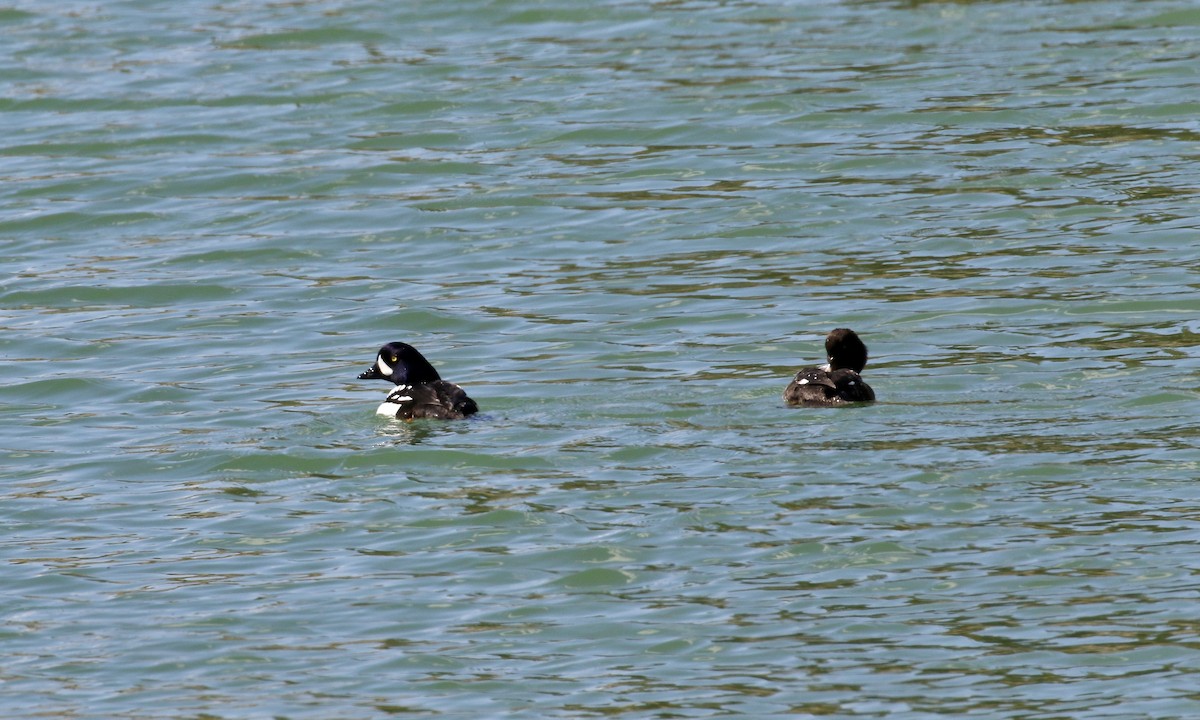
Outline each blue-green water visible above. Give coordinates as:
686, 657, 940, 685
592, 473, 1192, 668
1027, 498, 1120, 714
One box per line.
4, 0, 1200, 717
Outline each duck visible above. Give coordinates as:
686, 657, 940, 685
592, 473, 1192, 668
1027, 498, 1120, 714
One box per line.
356, 341, 478, 420
783, 328, 876, 407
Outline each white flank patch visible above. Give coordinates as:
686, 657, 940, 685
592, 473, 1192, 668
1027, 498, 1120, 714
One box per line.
376, 402, 402, 416
376, 385, 411, 417
376, 357, 394, 376
797, 378, 809, 385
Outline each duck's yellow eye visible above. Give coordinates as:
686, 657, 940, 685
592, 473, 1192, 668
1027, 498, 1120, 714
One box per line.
390, 355, 398, 363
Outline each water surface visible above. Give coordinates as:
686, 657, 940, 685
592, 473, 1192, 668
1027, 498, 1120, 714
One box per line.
4, 0, 1200, 717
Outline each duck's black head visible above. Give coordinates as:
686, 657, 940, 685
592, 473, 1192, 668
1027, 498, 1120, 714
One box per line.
825, 328, 868, 373
357, 342, 442, 386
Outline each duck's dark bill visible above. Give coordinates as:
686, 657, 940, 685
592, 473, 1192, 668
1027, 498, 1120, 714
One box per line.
357, 364, 384, 380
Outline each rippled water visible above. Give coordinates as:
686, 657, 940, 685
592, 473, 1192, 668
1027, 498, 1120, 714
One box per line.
5, 0, 1200, 717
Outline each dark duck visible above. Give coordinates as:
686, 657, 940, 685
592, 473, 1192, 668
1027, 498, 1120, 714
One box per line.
783, 328, 876, 407
357, 342, 478, 420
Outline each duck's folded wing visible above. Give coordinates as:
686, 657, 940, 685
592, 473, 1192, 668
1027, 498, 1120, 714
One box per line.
408, 382, 478, 419
445, 383, 479, 417
830, 369, 875, 403
374, 385, 415, 418
783, 367, 838, 405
